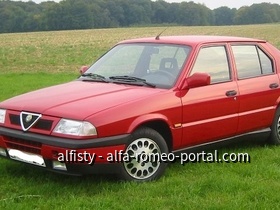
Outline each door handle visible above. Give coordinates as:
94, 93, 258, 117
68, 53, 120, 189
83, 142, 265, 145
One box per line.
269, 83, 279, 89
226, 90, 237, 97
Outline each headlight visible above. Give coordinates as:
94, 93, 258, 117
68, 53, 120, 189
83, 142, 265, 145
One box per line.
0, 109, 6, 124
53, 119, 97, 136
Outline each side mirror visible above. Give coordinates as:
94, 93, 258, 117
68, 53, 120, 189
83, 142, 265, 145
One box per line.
79, 66, 89, 75
182, 72, 210, 89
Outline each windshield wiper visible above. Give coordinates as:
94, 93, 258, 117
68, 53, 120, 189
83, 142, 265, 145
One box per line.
80, 73, 109, 83
109, 76, 156, 88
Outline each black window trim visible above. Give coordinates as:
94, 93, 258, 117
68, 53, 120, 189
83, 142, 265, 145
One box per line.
257, 45, 275, 74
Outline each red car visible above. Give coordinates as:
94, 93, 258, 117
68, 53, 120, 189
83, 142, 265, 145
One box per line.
1, 35, 280, 181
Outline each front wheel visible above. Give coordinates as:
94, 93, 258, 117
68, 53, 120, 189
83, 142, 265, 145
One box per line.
269, 108, 280, 145
119, 127, 169, 182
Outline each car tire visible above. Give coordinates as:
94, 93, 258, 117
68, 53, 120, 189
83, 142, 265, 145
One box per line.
269, 108, 280, 145
119, 127, 169, 182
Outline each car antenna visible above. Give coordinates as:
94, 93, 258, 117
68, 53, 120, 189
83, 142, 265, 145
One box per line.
155, 28, 168, 40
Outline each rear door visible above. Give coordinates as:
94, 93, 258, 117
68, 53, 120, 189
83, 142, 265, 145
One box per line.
231, 44, 280, 133
181, 44, 239, 147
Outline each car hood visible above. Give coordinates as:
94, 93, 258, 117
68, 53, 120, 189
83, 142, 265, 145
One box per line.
0, 81, 163, 120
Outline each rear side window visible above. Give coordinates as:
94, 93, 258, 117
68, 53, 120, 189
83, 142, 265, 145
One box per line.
191, 46, 231, 84
232, 45, 273, 79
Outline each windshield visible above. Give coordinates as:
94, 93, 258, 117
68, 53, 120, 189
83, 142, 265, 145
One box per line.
84, 43, 191, 89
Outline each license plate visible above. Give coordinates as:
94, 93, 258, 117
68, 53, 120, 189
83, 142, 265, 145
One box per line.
7, 149, 46, 167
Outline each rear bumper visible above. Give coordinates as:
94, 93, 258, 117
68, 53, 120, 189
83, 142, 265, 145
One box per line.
0, 127, 129, 175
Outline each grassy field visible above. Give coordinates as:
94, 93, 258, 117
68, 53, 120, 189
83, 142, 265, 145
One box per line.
1, 24, 280, 209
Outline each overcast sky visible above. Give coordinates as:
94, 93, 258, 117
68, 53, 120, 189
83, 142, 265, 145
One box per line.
13, 0, 280, 9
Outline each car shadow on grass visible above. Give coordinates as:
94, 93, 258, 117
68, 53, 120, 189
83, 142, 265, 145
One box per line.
1, 159, 120, 185
175, 131, 270, 157
0, 132, 273, 185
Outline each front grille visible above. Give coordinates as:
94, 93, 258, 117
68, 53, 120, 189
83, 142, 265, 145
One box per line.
9, 114, 53, 131
10, 114, 20, 125
33, 119, 53, 130
4, 136, 41, 154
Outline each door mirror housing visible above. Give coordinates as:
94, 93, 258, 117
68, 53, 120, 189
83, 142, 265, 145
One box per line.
182, 72, 210, 89
79, 66, 89, 75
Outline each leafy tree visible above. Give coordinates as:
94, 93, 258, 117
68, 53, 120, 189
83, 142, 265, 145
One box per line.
176, 2, 213, 26
213, 7, 236, 25
0, 0, 279, 33
45, 0, 93, 30
234, 3, 280, 25
0, 2, 27, 32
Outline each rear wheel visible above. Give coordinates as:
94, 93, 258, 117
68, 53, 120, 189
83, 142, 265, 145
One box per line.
269, 108, 280, 145
119, 127, 169, 181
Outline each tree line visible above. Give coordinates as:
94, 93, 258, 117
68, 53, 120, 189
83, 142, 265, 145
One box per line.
0, 0, 280, 33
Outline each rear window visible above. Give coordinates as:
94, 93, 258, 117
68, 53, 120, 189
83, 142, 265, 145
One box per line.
232, 45, 274, 79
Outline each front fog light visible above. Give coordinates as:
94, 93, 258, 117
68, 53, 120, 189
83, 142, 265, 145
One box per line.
0, 147, 7, 157
53, 161, 67, 171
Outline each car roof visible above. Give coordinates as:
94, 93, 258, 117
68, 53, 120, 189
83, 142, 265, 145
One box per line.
119, 35, 266, 46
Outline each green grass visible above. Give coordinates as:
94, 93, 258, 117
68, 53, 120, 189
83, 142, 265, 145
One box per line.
1, 25, 280, 209
1, 142, 280, 209
0, 73, 76, 101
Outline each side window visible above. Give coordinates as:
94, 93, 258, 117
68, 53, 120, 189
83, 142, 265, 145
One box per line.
232, 45, 273, 79
191, 46, 230, 84
259, 48, 273, 74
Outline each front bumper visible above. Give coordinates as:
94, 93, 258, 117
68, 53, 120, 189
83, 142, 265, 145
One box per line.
0, 127, 130, 175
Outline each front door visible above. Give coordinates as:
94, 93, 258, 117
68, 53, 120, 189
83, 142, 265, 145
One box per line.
181, 45, 239, 147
